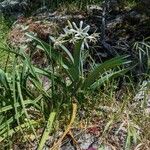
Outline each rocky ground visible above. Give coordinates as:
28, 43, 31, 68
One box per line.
5, 1, 150, 67
0, 0, 150, 150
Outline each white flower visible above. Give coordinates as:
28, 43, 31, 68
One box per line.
50, 21, 99, 49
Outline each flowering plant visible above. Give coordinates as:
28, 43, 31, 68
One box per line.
50, 21, 99, 49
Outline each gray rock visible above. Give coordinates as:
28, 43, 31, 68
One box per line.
0, 0, 28, 19
123, 10, 142, 25
134, 80, 150, 114
61, 142, 75, 150
139, 0, 150, 15
140, 0, 150, 6
32, 6, 48, 16
78, 133, 96, 149
109, 0, 120, 13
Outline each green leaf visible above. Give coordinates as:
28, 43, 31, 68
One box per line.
73, 40, 83, 70
82, 56, 131, 89
0, 46, 24, 58
90, 68, 129, 90
0, 100, 40, 113
67, 40, 83, 82
0, 69, 10, 90
26, 33, 74, 65
0, 119, 40, 142
59, 44, 74, 64
38, 111, 56, 150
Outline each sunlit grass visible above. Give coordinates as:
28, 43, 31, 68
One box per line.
0, 16, 12, 69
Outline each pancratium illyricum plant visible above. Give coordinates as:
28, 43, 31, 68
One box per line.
50, 20, 99, 49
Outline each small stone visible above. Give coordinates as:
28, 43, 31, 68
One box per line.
78, 133, 95, 149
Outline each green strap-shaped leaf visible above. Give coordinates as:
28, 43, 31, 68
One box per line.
68, 40, 83, 82
0, 69, 10, 90
82, 56, 131, 89
26, 33, 74, 64
38, 111, 56, 150
90, 68, 129, 90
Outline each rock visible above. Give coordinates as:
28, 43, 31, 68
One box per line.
109, 0, 120, 13
107, 14, 124, 29
123, 10, 142, 25
138, 0, 150, 16
140, 0, 150, 7
0, 0, 28, 19
134, 80, 150, 115
32, 6, 48, 16
61, 142, 75, 150
109, 0, 125, 14
134, 81, 150, 101
78, 133, 96, 149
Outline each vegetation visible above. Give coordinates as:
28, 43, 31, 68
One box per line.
0, 0, 149, 149
0, 16, 11, 69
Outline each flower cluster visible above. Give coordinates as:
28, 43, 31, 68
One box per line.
50, 21, 99, 49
